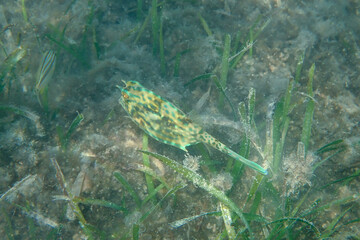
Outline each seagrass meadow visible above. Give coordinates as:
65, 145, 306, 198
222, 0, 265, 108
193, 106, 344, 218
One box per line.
0, 0, 359, 239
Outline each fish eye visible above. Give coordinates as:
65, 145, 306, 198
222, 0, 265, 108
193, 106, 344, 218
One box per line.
122, 92, 129, 99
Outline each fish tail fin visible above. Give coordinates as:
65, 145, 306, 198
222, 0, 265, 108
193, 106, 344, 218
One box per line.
200, 132, 268, 175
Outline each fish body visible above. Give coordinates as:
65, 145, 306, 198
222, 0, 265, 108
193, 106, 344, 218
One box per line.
118, 81, 267, 175
35, 50, 56, 92
35, 50, 56, 108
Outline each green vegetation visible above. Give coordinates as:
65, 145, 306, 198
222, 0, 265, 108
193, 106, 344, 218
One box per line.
51, 158, 97, 240
56, 112, 84, 151
186, 15, 270, 119
301, 63, 315, 153
21, 0, 29, 24
142, 133, 156, 204
0, 47, 26, 95
151, 0, 160, 56
129, 57, 357, 239
198, 13, 213, 37
218, 34, 231, 110
45, 1, 98, 68
141, 150, 257, 237
2, 55, 359, 238
0, 1, 358, 239
114, 171, 141, 209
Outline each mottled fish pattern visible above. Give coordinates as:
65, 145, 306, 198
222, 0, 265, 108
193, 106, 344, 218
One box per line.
118, 81, 267, 175
35, 50, 56, 92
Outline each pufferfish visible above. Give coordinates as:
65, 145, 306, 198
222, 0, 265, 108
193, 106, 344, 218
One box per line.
118, 81, 267, 175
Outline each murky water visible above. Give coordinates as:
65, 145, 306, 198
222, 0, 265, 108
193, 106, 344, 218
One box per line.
0, 0, 359, 239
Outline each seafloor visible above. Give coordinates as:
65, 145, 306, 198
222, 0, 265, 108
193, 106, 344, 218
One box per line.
0, 0, 359, 239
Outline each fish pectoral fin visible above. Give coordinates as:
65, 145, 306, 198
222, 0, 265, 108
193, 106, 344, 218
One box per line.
181, 146, 188, 152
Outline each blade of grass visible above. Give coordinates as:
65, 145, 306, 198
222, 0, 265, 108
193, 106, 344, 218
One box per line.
132, 163, 170, 189
212, 75, 237, 121
0, 174, 39, 203
238, 101, 247, 123
45, 34, 89, 67
65, 0, 78, 14
50, 158, 94, 240
343, 218, 360, 227
141, 183, 165, 207
220, 202, 236, 239
244, 173, 264, 209
270, 191, 315, 239
343, 168, 360, 186
248, 88, 256, 127
248, 29, 253, 57
79, 1, 95, 63
116, 184, 185, 239
272, 100, 283, 155
113, 171, 141, 209
272, 79, 294, 172
290, 189, 310, 217
92, 26, 100, 60
170, 211, 220, 228
142, 133, 156, 204
73, 197, 127, 212
273, 117, 289, 172
194, 143, 217, 172
312, 148, 345, 172
56, 126, 65, 149
134, 9, 151, 44
151, 0, 159, 55
139, 184, 184, 224
301, 195, 359, 217
248, 15, 263, 39
233, 30, 242, 54
252, 17, 271, 41
230, 17, 269, 69
133, 185, 183, 239
294, 52, 305, 83
66, 112, 84, 139
267, 217, 320, 238
218, 34, 231, 110
102, 108, 114, 125
243, 212, 268, 223
159, 13, 166, 76
319, 169, 360, 189
315, 139, 344, 154
313, 139, 346, 172
133, 224, 140, 240
46, 226, 62, 240
249, 191, 261, 216
240, 88, 260, 160
184, 73, 215, 87
187, 76, 226, 123
283, 79, 294, 117
0, 105, 44, 136
301, 63, 315, 152
0, 47, 26, 93
321, 206, 352, 238
173, 52, 181, 77
21, 0, 28, 24
137, 0, 143, 21
16, 204, 59, 229
229, 40, 253, 69
197, 13, 212, 36
263, 119, 273, 166
119, 25, 140, 41
0, 105, 38, 122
